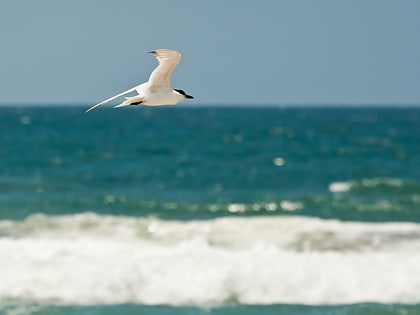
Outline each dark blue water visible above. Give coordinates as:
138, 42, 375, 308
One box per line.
2, 303, 420, 315
0, 106, 419, 221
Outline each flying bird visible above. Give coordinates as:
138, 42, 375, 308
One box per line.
86, 49, 193, 112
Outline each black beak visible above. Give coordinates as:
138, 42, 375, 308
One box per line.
174, 89, 194, 99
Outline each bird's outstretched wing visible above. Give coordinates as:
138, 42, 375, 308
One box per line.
148, 49, 182, 90
85, 86, 137, 112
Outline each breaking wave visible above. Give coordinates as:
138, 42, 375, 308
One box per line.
1, 213, 420, 306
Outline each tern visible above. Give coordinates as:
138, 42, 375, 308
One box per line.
86, 49, 193, 112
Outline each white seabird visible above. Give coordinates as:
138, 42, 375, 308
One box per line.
86, 49, 193, 112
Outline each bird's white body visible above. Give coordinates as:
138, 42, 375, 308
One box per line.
86, 49, 193, 112
120, 83, 183, 107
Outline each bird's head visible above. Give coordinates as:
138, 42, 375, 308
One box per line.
174, 89, 194, 99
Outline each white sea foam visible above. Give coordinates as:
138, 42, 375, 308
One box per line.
328, 181, 352, 192
329, 177, 406, 193
1, 213, 420, 306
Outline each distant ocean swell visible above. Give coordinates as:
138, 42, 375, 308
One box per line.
1, 213, 420, 306
1, 176, 419, 222
328, 177, 419, 193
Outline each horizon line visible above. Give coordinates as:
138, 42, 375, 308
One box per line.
0, 102, 420, 108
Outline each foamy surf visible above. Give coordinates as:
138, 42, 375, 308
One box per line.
1, 213, 420, 306
328, 177, 409, 193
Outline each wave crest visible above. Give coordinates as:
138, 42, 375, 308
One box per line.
1, 214, 420, 305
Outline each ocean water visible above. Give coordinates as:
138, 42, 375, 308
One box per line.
0, 105, 419, 315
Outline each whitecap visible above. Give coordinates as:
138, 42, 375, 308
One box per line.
329, 181, 352, 193
1, 214, 420, 306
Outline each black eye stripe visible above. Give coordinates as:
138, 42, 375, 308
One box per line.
174, 89, 193, 99
174, 89, 186, 95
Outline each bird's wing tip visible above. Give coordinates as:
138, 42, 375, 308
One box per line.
85, 102, 103, 113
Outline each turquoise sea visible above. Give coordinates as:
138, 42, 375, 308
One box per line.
0, 106, 419, 315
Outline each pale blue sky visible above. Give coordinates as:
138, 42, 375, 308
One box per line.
1, 0, 419, 106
